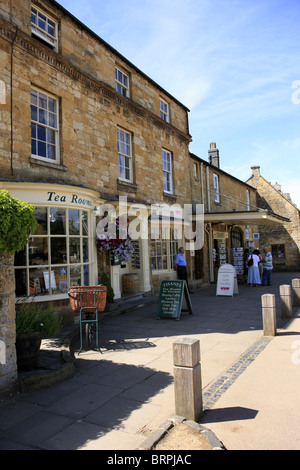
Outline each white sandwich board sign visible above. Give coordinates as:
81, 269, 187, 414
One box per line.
216, 264, 239, 297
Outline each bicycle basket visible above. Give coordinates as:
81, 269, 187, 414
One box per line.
68, 285, 107, 313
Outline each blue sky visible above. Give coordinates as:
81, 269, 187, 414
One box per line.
57, 0, 300, 206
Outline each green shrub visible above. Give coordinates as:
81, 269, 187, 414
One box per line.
0, 190, 37, 254
99, 272, 114, 303
16, 301, 62, 336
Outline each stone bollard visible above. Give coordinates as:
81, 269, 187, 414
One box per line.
280, 284, 292, 319
262, 294, 277, 337
173, 337, 203, 421
292, 279, 300, 307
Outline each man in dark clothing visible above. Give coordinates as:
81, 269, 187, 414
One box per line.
174, 247, 193, 293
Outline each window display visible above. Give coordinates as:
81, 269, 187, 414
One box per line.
15, 206, 91, 297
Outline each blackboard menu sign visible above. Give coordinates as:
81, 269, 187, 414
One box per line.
156, 280, 193, 320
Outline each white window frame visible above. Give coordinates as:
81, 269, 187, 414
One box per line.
117, 128, 133, 182
246, 190, 250, 211
160, 98, 169, 123
213, 174, 220, 203
194, 163, 198, 178
31, 88, 60, 164
162, 149, 173, 194
115, 67, 130, 97
14, 206, 93, 299
31, 6, 58, 51
151, 227, 179, 272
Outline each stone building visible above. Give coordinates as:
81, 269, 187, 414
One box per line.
0, 0, 292, 392
190, 144, 288, 284
0, 0, 290, 302
0, 0, 192, 306
246, 166, 300, 271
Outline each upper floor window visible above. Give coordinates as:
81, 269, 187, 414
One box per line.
160, 98, 169, 123
194, 163, 198, 179
31, 88, 59, 163
117, 128, 132, 182
115, 67, 130, 97
162, 149, 173, 194
213, 174, 220, 203
31, 6, 58, 51
246, 190, 250, 211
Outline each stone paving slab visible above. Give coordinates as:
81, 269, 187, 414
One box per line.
0, 272, 299, 450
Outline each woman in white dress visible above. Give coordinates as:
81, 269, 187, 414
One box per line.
247, 249, 262, 287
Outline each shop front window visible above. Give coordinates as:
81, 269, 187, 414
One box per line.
151, 227, 179, 271
15, 206, 92, 297
272, 244, 285, 259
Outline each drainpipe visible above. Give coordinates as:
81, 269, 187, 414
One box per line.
10, 26, 18, 175
200, 162, 205, 208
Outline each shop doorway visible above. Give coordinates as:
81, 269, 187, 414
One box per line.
194, 248, 204, 280
231, 226, 243, 248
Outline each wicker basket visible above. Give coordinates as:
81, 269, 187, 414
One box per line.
68, 285, 107, 313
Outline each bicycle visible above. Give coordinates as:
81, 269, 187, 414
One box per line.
84, 312, 96, 348
68, 287, 107, 355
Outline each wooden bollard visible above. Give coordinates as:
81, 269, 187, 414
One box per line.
262, 294, 277, 336
173, 337, 203, 421
292, 279, 300, 306
280, 284, 292, 319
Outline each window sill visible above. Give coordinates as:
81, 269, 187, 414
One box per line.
152, 269, 177, 275
117, 179, 138, 192
163, 191, 177, 201
16, 293, 69, 303
29, 156, 67, 171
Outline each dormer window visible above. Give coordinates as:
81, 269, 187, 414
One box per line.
31, 6, 58, 51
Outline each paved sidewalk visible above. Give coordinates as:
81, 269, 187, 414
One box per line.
0, 272, 299, 450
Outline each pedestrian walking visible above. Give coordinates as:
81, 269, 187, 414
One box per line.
262, 247, 273, 286
247, 249, 261, 287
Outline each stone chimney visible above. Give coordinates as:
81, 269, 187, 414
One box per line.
251, 166, 260, 177
208, 142, 220, 168
273, 182, 282, 193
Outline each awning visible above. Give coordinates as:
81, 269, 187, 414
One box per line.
203, 210, 290, 226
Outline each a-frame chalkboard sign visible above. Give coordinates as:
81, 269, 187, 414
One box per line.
156, 280, 193, 320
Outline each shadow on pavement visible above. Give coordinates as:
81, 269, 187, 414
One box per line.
1, 358, 173, 450
202, 406, 259, 424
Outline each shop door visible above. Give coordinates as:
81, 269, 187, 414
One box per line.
194, 248, 203, 280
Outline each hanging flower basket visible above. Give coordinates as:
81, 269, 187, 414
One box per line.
96, 216, 134, 264
68, 285, 107, 313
